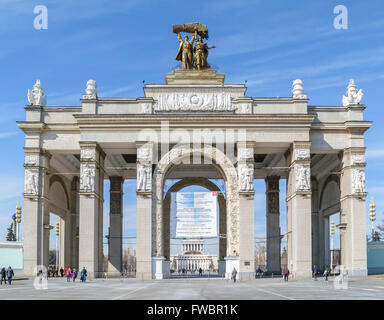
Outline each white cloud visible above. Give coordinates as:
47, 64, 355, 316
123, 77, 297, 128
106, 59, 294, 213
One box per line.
366, 149, 384, 159
0, 132, 19, 139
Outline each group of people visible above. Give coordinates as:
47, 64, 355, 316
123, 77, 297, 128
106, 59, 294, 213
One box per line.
282, 265, 333, 282
177, 268, 211, 276
0, 266, 14, 285
312, 265, 331, 281
64, 267, 88, 282
38, 266, 88, 282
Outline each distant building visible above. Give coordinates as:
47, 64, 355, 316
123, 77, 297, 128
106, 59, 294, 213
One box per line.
170, 239, 218, 271
0, 241, 23, 274
367, 241, 384, 275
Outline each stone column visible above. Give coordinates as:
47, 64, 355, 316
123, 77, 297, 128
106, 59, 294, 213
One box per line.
108, 176, 124, 275
340, 148, 367, 276
265, 176, 281, 274
311, 178, 320, 269
78, 143, 105, 278
236, 142, 255, 280
70, 176, 79, 269
286, 142, 312, 277
136, 142, 154, 280
23, 149, 51, 275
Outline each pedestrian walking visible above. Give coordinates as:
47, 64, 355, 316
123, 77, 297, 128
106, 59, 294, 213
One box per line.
283, 266, 289, 282
80, 267, 87, 282
7, 266, 14, 284
313, 265, 318, 280
198, 268, 202, 276
60, 267, 64, 277
0, 267, 6, 285
231, 267, 237, 283
72, 269, 77, 282
323, 267, 329, 281
65, 267, 72, 282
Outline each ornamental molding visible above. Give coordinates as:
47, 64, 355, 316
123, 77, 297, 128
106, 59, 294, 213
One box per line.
137, 148, 152, 162
295, 148, 310, 161
25, 155, 39, 166
154, 92, 234, 112
80, 149, 96, 162
237, 148, 253, 162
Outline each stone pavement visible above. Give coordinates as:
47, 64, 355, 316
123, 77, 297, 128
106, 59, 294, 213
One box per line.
1, 276, 384, 300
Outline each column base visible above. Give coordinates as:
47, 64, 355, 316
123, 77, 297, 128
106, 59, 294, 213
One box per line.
349, 268, 368, 277
239, 272, 255, 280
107, 262, 122, 277
225, 256, 240, 280
152, 256, 170, 279
292, 270, 312, 278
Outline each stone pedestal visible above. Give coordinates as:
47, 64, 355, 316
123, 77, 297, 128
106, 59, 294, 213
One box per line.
152, 256, 169, 279
225, 256, 240, 280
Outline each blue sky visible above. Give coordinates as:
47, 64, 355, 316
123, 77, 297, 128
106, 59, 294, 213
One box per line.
0, 0, 383, 255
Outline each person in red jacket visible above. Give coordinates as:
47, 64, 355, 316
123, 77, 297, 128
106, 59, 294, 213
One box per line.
65, 267, 72, 282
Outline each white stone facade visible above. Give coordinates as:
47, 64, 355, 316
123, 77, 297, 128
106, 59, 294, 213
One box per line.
18, 72, 371, 280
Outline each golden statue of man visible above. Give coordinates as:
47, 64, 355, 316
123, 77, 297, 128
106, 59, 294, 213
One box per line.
176, 32, 196, 70
193, 32, 216, 70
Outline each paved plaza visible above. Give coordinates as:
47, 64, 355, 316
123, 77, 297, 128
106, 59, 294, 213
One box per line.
1, 276, 384, 300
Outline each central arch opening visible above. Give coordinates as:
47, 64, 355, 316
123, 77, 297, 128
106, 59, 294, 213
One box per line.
162, 166, 227, 278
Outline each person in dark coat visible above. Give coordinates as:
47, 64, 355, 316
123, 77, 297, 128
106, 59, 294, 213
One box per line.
80, 267, 87, 282
60, 267, 64, 277
7, 267, 14, 284
313, 265, 318, 281
231, 268, 237, 283
0, 268, 6, 285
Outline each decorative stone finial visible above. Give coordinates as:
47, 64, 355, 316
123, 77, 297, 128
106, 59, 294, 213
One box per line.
27, 80, 47, 106
82, 79, 97, 99
342, 79, 363, 106
292, 79, 307, 99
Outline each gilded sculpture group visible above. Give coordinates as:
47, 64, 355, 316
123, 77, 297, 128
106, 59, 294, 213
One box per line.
175, 24, 215, 71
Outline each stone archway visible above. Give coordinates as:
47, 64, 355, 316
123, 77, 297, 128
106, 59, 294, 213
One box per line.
152, 145, 239, 259
319, 175, 341, 269
162, 177, 227, 261
47, 175, 71, 268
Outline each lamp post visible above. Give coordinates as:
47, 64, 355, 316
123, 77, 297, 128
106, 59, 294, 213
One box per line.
55, 222, 60, 268
15, 202, 22, 241
330, 220, 335, 274
369, 197, 376, 241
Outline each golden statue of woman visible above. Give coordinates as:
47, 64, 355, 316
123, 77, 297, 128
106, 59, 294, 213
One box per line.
193, 31, 216, 70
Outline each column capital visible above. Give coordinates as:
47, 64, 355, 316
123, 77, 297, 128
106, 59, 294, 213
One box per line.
79, 142, 106, 160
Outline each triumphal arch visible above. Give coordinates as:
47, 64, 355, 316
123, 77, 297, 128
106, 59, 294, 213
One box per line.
18, 23, 371, 279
